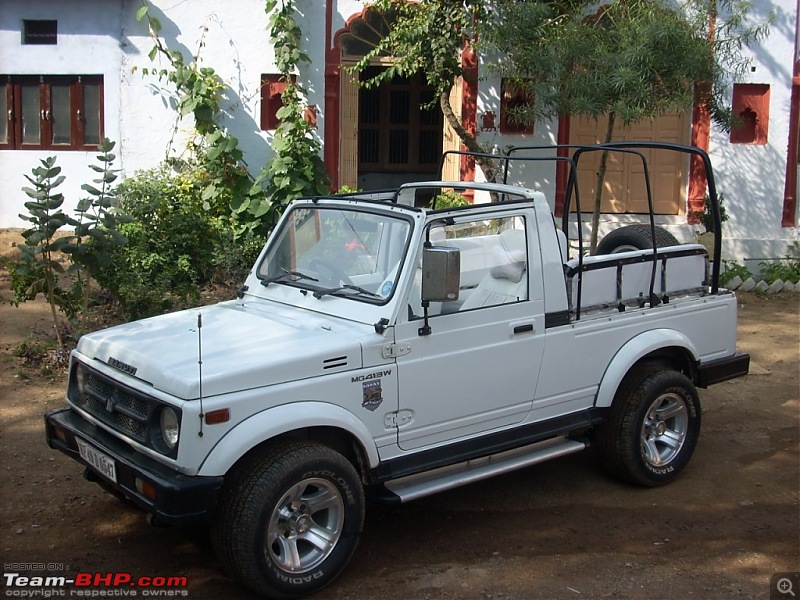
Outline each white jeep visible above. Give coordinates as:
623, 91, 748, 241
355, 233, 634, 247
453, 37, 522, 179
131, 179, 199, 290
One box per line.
46, 142, 749, 598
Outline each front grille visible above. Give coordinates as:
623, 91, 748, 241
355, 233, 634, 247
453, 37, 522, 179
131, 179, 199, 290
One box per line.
70, 365, 159, 444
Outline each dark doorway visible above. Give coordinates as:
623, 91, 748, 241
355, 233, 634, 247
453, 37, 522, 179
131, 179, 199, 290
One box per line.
358, 66, 443, 190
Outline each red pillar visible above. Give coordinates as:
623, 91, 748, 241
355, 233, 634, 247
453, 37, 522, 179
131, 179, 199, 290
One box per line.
324, 0, 340, 191
554, 114, 571, 217
687, 99, 711, 223
460, 40, 478, 194
782, 27, 800, 228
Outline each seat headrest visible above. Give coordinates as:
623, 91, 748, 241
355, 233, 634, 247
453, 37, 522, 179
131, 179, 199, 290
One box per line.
490, 230, 527, 283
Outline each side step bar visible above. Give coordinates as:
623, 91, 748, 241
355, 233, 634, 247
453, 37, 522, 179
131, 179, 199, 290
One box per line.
384, 436, 587, 503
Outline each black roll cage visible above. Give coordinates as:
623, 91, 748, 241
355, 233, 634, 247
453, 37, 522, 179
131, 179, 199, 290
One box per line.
437, 142, 723, 306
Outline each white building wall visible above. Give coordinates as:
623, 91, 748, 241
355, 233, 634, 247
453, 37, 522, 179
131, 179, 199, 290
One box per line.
0, 0, 124, 227
1, 0, 796, 265
0, 0, 336, 228
709, 0, 799, 267
475, 70, 562, 209
115, 0, 358, 190
117, 0, 274, 179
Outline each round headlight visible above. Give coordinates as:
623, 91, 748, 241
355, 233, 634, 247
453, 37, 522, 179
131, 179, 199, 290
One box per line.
160, 407, 180, 450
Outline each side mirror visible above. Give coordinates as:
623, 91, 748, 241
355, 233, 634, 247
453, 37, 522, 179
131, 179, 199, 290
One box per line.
422, 246, 460, 302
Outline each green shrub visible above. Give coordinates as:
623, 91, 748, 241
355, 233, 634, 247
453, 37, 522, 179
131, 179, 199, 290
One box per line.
759, 241, 800, 284
690, 193, 729, 234
213, 228, 266, 285
13, 157, 80, 348
720, 259, 751, 284
432, 190, 471, 210
100, 167, 220, 319
63, 140, 130, 312
95, 165, 265, 319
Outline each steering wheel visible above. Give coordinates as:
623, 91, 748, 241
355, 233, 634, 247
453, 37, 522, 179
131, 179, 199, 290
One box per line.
309, 257, 353, 286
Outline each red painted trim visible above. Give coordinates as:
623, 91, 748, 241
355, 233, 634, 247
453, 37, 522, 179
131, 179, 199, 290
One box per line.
554, 114, 571, 217
326, 6, 416, 191
688, 97, 711, 222
687, 9, 718, 223
782, 63, 800, 227
324, 0, 340, 190
460, 40, 478, 194
784, 0, 800, 228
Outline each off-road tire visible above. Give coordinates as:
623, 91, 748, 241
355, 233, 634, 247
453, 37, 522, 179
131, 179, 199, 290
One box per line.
596, 369, 701, 487
596, 224, 680, 255
211, 441, 364, 598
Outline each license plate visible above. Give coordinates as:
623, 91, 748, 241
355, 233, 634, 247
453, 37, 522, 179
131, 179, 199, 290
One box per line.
77, 438, 117, 483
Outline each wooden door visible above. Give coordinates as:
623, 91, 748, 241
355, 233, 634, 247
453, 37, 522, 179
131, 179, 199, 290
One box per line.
570, 112, 690, 215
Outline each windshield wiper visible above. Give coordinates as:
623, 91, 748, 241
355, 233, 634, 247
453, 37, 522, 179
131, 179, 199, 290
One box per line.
313, 284, 382, 300
261, 268, 319, 287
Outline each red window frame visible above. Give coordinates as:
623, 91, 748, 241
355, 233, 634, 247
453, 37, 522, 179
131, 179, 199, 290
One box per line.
500, 78, 533, 135
729, 83, 770, 145
261, 74, 296, 131
1, 75, 104, 151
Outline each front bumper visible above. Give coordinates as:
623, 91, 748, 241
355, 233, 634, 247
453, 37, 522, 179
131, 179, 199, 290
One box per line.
45, 407, 223, 525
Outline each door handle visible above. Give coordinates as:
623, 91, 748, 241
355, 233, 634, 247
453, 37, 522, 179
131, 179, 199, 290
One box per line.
513, 323, 534, 334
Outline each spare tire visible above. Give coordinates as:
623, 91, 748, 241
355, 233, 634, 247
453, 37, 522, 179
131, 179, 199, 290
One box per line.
596, 224, 680, 255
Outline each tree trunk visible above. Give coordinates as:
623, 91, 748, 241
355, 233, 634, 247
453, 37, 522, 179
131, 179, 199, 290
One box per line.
43, 249, 64, 350
439, 89, 495, 184
589, 111, 617, 254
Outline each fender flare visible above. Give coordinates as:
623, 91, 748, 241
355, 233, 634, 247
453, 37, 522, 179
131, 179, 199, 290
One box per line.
197, 401, 381, 476
594, 329, 699, 408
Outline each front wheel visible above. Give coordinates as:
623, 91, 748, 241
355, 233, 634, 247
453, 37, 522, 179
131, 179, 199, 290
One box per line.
596, 369, 701, 487
212, 441, 365, 598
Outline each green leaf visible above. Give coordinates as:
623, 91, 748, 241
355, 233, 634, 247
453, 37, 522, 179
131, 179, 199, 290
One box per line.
201, 185, 216, 201
81, 184, 103, 196
253, 201, 271, 218
230, 196, 250, 214
136, 5, 148, 22
206, 144, 222, 161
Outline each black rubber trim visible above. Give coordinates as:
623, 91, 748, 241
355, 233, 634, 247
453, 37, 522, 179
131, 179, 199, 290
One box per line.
45, 408, 223, 525
545, 310, 571, 328
371, 409, 607, 484
697, 352, 750, 388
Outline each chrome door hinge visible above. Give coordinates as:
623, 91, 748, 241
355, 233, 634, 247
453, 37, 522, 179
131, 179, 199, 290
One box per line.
384, 410, 414, 428
382, 343, 411, 359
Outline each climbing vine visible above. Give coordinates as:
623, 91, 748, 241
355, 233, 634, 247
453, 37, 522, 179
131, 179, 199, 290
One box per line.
250, 0, 331, 221
135, 0, 329, 235
135, 2, 257, 229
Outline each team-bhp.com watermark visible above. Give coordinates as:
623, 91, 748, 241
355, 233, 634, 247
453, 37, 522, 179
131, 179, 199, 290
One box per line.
3, 564, 188, 598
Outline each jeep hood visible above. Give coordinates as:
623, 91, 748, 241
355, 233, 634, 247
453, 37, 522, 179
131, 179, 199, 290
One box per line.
75, 301, 363, 399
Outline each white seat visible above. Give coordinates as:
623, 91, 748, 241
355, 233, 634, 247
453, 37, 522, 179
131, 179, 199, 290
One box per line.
460, 229, 528, 310
556, 228, 569, 263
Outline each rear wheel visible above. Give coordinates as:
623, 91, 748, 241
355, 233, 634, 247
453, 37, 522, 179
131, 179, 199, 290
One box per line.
596, 224, 679, 255
212, 441, 364, 598
596, 369, 701, 486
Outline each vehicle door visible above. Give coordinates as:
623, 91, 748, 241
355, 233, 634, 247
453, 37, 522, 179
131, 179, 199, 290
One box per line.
392, 213, 546, 450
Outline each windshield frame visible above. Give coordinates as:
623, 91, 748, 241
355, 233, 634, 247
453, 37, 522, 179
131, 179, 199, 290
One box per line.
255, 202, 416, 307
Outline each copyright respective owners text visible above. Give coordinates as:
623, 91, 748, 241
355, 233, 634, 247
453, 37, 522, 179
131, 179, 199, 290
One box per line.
3, 564, 189, 598
772, 572, 800, 600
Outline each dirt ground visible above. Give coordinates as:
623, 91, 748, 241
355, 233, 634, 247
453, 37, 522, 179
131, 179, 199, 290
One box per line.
1, 229, 798, 600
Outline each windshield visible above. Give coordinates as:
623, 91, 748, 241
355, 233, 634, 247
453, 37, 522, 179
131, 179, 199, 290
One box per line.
257, 206, 413, 303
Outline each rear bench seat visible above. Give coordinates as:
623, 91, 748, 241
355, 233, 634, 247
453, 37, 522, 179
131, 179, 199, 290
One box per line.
565, 244, 709, 314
